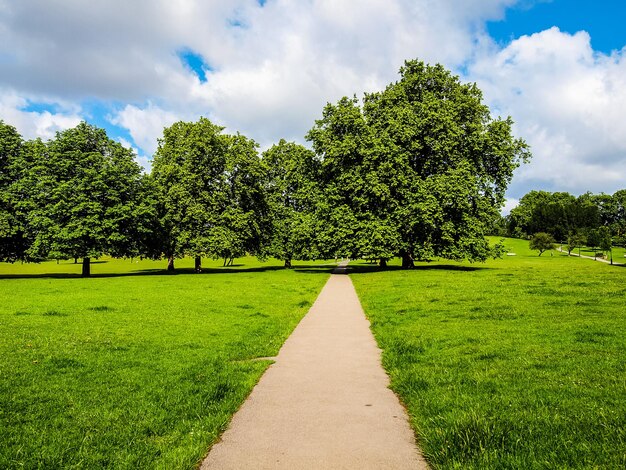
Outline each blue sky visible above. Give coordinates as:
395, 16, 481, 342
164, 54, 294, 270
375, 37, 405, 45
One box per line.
488, 0, 626, 54
1, 0, 626, 212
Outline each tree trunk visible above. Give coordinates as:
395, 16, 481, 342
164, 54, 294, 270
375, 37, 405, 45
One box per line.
379, 258, 387, 268
401, 250, 415, 269
167, 255, 175, 272
74, 257, 78, 264
195, 256, 202, 273
284, 258, 292, 268
82, 257, 91, 277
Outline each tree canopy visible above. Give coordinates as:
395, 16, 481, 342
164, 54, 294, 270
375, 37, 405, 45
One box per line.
0, 121, 29, 262
307, 60, 530, 266
529, 232, 555, 256
151, 118, 268, 271
21, 122, 144, 276
263, 139, 321, 267
506, 189, 626, 247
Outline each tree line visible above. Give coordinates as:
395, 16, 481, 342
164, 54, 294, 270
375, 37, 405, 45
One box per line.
0, 60, 528, 276
495, 190, 626, 255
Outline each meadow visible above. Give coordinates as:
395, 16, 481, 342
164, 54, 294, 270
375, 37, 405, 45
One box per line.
0, 257, 330, 469
351, 238, 626, 469
2, 243, 625, 469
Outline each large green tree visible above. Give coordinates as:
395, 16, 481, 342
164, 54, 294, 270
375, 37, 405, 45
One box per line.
613, 189, 626, 244
307, 60, 530, 267
263, 139, 321, 267
152, 119, 267, 271
25, 122, 144, 276
211, 132, 269, 267
0, 121, 30, 262
152, 118, 228, 271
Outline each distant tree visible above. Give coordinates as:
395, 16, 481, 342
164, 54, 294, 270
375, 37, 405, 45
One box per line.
152, 118, 228, 272
0, 121, 29, 262
25, 122, 144, 276
529, 232, 555, 256
152, 119, 267, 271
306, 60, 529, 267
572, 192, 601, 234
613, 189, 626, 243
598, 226, 613, 264
566, 232, 585, 256
211, 133, 269, 266
509, 191, 578, 240
592, 193, 618, 231
263, 140, 321, 268
488, 214, 508, 237
585, 228, 602, 260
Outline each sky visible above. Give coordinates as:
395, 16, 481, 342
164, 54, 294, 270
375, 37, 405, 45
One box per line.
1, 0, 625, 213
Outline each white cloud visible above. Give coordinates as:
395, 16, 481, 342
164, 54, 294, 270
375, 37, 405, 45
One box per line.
0, 90, 81, 140
502, 197, 519, 215
0, 0, 517, 151
470, 27, 626, 196
1, 1, 626, 198
110, 104, 182, 156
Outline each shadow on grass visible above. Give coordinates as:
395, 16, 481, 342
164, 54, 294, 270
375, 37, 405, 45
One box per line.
0, 263, 336, 280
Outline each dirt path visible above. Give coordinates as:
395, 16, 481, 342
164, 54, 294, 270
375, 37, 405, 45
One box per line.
556, 247, 624, 266
201, 264, 428, 469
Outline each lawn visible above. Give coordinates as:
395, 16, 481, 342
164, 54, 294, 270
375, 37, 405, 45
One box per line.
572, 245, 626, 263
0, 257, 331, 469
350, 238, 626, 469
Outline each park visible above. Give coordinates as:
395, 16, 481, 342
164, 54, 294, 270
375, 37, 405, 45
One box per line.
1, 60, 625, 469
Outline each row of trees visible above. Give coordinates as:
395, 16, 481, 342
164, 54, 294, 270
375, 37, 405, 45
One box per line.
0, 60, 529, 276
497, 190, 626, 251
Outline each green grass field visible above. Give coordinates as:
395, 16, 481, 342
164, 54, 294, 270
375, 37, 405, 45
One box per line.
351, 239, 626, 469
572, 245, 626, 263
0, 257, 331, 469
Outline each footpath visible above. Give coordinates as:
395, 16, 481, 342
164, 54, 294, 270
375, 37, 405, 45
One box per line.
556, 247, 624, 266
201, 263, 428, 469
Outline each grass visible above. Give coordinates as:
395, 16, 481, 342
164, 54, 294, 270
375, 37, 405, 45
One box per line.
350, 238, 626, 469
0, 256, 331, 469
570, 245, 626, 263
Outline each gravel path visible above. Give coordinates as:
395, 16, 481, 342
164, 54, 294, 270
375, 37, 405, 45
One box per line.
201, 263, 428, 469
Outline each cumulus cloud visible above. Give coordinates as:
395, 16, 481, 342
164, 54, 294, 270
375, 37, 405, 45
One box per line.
1, 1, 626, 198
0, 0, 515, 150
502, 197, 519, 215
0, 90, 82, 139
110, 103, 182, 156
470, 27, 626, 196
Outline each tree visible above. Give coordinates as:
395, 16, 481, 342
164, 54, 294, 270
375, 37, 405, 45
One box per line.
152, 119, 268, 271
566, 232, 585, 256
0, 121, 29, 262
263, 140, 321, 268
598, 226, 613, 264
529, 232, 555, 256
306, 60, 529, 267
25, 122, 144, 276
508, 191, 578, 240
613, 189, 626, 243
152, 118, 228, 272
586, 228, 602, 260
211, 133, 269, 266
